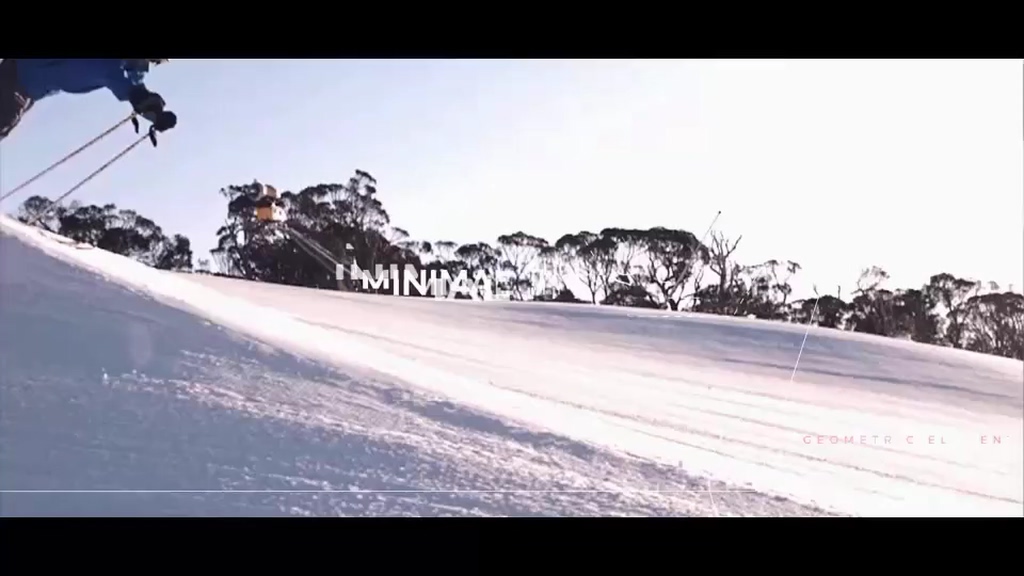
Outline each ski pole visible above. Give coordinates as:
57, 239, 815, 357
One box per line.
1, 113, 137, 204
26, 128, 155, 228
698, 210, 722, 246
682, 210, 722, 309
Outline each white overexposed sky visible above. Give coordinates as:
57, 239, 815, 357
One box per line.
2, 59, 1021, 299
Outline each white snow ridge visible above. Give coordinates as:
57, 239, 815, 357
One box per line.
1, 215, 1021, 517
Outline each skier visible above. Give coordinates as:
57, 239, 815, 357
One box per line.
0, 59, 177, 142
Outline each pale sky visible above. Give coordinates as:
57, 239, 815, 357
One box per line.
2, 59, 1021, 299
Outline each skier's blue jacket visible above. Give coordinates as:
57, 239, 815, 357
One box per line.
13, 59, 150, 102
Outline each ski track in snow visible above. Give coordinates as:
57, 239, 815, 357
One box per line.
0, 215, 1021, 516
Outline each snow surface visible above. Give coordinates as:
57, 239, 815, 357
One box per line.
1, 214, 1021, 516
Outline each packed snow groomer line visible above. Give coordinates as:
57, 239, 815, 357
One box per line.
0, 59, 179, 226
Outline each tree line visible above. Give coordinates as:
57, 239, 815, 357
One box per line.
16, 195, 193, 271
13, 168, 1023, 361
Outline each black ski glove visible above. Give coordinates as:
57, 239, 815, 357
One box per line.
128, 85, 165, 116
150, 110, 177, 132
128, 86, 175, 132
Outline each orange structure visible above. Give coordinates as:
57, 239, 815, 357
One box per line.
255, 183, 281, 222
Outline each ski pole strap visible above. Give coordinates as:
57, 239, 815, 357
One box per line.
0, 113, 136, 204
26, 129, 153, 227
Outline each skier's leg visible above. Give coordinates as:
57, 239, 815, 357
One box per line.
0, 59, 35, 142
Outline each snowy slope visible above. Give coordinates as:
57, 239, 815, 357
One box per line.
1, 214, 1021, 516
